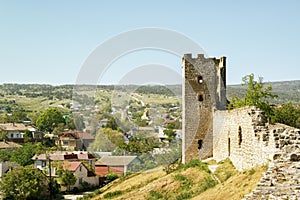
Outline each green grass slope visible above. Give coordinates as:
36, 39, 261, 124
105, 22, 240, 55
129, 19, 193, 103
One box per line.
81, 159, 266, 200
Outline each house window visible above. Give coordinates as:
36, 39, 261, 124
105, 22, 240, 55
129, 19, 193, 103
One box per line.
79, 178, 83, 184
79, 166, 82, 172
238, 126, 242, 147
197, 94, 204, 102
198, 139, 203, 149
197, 75, 203, 84
63, 141, 68, 145
10, 133, 13, 138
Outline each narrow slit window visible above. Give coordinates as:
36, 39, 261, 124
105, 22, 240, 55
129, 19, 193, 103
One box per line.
238, 126, 242, 147
198, 139, 203, 149
198, 94, 204, 102
197, 75, 203, 84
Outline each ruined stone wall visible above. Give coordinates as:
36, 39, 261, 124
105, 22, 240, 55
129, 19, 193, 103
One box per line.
182, 54, 226, 163
213, 107, 278, 171
243, 127, 300, 199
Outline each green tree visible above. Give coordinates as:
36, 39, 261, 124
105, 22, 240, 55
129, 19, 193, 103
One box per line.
229, 74, 277, 117
0, 131, 8, 141
163, 129, 177, 141
0, 166, 49, 200
36, 108, 65, 132
66, 114, 85, 131
124, 132, 160, 154
273, 103, 300, 128
0, 149, 11, 162
103, 118, 118, 130
88, 128, 125, 152
23, 129, 33, 138
10, 143, 43, 166
166, 121, 181, 129
52, 123, 66, 135
57, 167, 77, 191
6, 111, 27, 123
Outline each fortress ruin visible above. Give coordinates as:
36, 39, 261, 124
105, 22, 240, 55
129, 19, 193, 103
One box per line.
182, 54, 300, 199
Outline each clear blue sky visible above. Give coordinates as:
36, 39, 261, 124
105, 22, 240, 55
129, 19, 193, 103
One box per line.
0, 0, 299, 85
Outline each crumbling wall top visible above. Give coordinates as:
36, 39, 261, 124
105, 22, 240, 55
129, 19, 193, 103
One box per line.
183, 53, 226, 63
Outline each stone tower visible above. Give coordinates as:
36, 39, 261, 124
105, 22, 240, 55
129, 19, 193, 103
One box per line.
182, 54, 226, 163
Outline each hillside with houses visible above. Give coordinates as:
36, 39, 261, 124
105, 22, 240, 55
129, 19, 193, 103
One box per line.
0, 82, 299, 199
0, 84, 183, 199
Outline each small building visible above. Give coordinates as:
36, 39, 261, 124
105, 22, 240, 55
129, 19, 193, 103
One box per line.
0, 141, 21, 150
56, 131, 81, 151
0, 123, 37, 139
60, 161, 99, 191
32, 151, 97, 171
95, 156, 140, 176
76, 131, 95, 150
99, 119, 109, 127
56, 130, 95, 151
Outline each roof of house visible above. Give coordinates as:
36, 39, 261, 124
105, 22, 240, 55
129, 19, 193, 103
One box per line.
60, 130, 94, 140
62, 161, 82, 171
163, 119, 177, 125
60, 131, 79, 139
96, 156, 138, 166
0, 123, 36, 131
77, 132, 94, 140
94, 152, 112, 157
32, 151, 96, 161
136, 126, 155, 131
62, 161, 96, 177
0, 141, 22, 149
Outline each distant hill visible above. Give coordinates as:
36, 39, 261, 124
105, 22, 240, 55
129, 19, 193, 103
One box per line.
0, 80, 299, 105
227, 80, 300, 104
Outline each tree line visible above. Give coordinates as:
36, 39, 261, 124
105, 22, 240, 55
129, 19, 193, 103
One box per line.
229, 74, 300, 128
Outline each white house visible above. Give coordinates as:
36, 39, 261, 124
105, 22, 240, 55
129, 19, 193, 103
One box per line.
32, 151, 97, 171
0, 123, 37, 139
60, 161, 99, 191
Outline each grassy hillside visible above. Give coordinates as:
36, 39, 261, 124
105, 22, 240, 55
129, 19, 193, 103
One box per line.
79, 159, 266, 200
1, 80, 299, 112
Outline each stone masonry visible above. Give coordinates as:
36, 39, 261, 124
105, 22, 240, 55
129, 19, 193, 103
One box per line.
182, 54, 226, 163
213, 107, 276, 171
243, 126, 300, 199
182, 53, 300, 199
213, 106, 300, 199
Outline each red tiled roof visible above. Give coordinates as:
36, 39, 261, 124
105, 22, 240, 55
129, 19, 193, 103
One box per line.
62, 161, 97, 177
63, 161, 81, 171
32, 151, 96, 161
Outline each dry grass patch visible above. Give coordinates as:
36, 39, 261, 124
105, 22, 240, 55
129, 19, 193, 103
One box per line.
214, 158, 237, 182
192, 166, 266, 200
92, 166, 166, 200
90, 159, 266, 200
